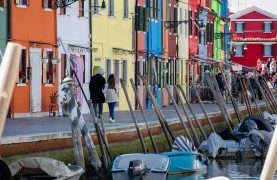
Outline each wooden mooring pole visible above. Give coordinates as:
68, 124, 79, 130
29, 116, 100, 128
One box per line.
62, 76, 101, 171
130, 78, 158, 153
120, 79, 147, 154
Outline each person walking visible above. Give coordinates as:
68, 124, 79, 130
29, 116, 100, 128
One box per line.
89, 67, 106, 121
272, 72, 277, 90
102, 74, 119, 123
270, 58, 276, 78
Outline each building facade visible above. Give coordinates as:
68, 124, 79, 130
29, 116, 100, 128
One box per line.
230, 6, 277, 68
0, 0, 8, 65
11, 0, 57, 117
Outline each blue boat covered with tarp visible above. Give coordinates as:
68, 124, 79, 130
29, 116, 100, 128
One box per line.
162, 136, 209, 175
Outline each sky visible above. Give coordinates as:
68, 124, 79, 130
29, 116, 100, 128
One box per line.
229, 0, 277, 15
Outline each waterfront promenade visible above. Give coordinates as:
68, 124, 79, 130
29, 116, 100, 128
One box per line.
1, 102, 265, 156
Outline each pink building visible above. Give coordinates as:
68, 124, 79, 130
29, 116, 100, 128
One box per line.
230, 6, 277, 68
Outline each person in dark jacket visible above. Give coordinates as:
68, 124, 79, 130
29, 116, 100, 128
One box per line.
216, 73, 225, 95
89, 67, 106, 120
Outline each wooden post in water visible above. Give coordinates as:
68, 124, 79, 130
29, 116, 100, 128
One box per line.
190, 84, 216, 133
130, 78, 158, 153
254, 76, 272, 112
217, 64, 242, 122
238, 76, 252, 116
0, 43, 22, 141
206, 75, 233, 134
260, 79, 277, 113
120, 79, 147, 154
165, 84, 195, 146
176, 85, 208, 140
174, 85, 200, 145
246, 79, 262, 117
140, 75, 173, 147
62, 76, 101, 171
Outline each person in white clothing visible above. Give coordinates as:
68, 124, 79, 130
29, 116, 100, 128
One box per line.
102, 74, 119, 123
270, 58, 276, 78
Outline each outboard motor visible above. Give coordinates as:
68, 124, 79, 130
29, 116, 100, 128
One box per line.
128, 160, 146, 178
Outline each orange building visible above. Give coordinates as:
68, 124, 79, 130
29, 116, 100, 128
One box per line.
10, 0, 58, 117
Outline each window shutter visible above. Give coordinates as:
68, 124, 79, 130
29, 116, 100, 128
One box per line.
124, 0, 128, 18
109, 0, 114, 16
206, 22, 209, 43
25, 49, 28, 83
242, 45, 245, 56
271, 45, 274, 56
262, 45, 265, 56
242, 23, 245, 32
144, 7, 149, 32
262, 22, 265, 32
43, 64, 47, 84
270, 22, 273, 32
137, 6, 143, 31
174, 7, 177, 34
235, 22, 237, 32
61, 54, 66, 79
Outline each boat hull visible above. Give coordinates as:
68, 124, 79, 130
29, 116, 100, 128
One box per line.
111, 153, 169, 180
162, 151, 207, 175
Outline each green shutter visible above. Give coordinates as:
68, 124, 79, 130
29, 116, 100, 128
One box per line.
144, 7, 149, 32
262, 45, 265, 56
271, 45, 274, 56
242, 23, 245, 32
137, 6, 144, 31
235, 22, 237, 32
263, 22, 265, 32
270, 22, 273, 32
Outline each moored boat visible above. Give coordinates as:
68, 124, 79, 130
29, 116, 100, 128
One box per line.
162, 151, 208, 175
9, 157, 84, 180
111, 153, 170, 180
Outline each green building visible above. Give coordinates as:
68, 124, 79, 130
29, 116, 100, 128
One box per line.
0, 1, 8, 64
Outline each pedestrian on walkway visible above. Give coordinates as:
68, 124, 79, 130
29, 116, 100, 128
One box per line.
270, 58, 276, 78
272, 72, 277, 90
89, 67, 106, 120
249, 75, 257, 102
102, 74, 119, 123
257, 75, 263, 101
216, 72, 225, 96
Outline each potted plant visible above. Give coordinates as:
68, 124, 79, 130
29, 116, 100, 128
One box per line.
47, 71, 53, 84
19, 71, 26, 83
50, 91, 58, 104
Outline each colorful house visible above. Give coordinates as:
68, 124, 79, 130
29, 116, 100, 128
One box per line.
10, 0, 57, 117
56, 0, 92, 114
230, 6, 277, 68
212, 0, 223, 60
0, 0, 8, 65
92, 0, 133, 111
177, 0, 189, 93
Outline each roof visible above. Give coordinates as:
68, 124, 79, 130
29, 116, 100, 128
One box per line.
229, 6, 277, 20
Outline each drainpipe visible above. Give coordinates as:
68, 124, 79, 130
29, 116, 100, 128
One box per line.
135, 0, 138, 108
89, 0, 92, 76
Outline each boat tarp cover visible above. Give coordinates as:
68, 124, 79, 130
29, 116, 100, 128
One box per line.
171, 135, 196, 152
9, 157, 72, 177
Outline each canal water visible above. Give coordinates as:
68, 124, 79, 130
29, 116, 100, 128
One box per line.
167, 158, 277, 180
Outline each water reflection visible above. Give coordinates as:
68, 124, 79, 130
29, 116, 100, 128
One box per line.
167, 159, 277, 180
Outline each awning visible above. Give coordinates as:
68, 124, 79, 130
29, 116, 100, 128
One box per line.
68, 44, 98, 53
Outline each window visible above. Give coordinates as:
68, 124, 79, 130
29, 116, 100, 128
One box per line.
15, 0, 29, 6
189, 10, 192, 35
0, 0, 7, 8
43, 0, 52, 9
173, 7, 177, 34
79, 0, 84, 17
106, 58, 112, 78
18, 49, 27, 83
263, 22, 273, 33
179, 8, 183, 34
194, 11, 198, 36
43, 51, 54, 84
123, 0, 128, 18
235, 45, 244, 56
235, 22, 244, 33
263, 45, 274, 56
108, 0, 114, 17
136, 6, 149, 32
122, 59, 127, 84
149, 0, 158, 19
93, 0, 99, 15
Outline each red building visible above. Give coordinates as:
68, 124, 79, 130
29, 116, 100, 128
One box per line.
230, 6, 277, 68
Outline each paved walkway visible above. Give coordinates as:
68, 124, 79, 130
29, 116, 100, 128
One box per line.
2, 101, 264, 145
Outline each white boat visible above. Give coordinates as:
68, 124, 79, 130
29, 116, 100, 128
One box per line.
9, 157, 84, 180
111, 153, 170, 180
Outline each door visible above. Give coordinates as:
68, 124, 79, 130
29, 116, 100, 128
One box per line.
30, 48, 42, 112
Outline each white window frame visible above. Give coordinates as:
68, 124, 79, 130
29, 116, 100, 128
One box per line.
263, 45, 273, 57
108, 0, 114, 17
43, 0, 53, 11
263, 22, 272, 33
121, 59, 128, 84
235, 45, 244, 57
15, 0, 29, 8
123, 0, 128, 19
235, 22, 244, 33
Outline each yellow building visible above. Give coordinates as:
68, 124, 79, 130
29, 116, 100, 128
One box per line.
92, 0, 134, 111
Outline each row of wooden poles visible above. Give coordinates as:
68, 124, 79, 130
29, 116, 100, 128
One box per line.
1, 43, 277, 179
